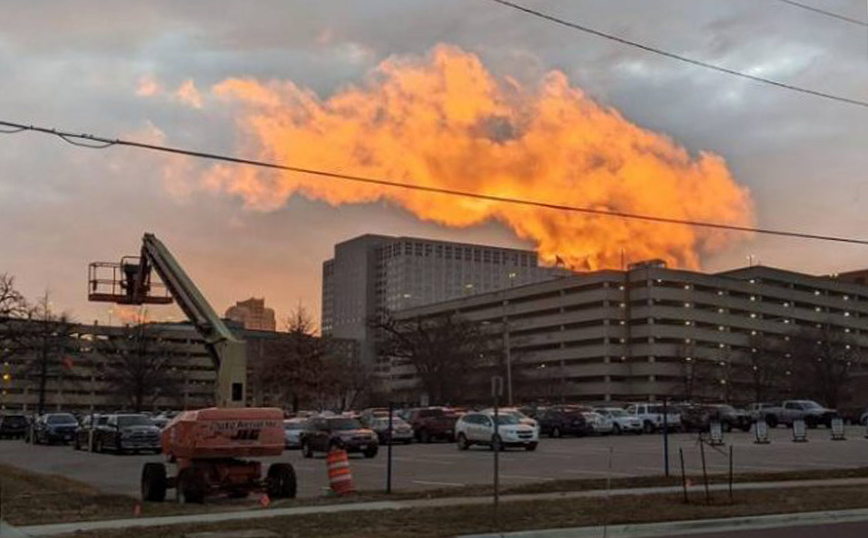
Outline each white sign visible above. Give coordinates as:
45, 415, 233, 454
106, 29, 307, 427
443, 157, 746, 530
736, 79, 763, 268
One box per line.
709, 421, 724, 445
754, 419, 770, 444
792, 419, 808, 442
831, 417, 846, 441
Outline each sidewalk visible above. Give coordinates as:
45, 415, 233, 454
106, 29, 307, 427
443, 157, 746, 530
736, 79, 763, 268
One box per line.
12, 476, 868, 537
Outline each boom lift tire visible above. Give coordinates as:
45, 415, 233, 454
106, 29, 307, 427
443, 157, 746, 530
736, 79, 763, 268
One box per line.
177, 466, 207, 504
266, 463, 297, 499
141, 462, 167, 502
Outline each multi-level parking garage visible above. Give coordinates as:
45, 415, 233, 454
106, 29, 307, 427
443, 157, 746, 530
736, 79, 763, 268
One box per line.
389, 261, 868, 403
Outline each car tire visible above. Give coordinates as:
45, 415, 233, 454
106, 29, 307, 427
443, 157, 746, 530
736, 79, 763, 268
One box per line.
266, 463, 297, 499
420, 430, 430, 444
766, 416, 778, 429
301, 441, 313, 459
73, 436, 81, 451
525, 442, 538, 452
176, 467, 206, 504
490, 434, 503, 451
805, 417, 817, 429
613, 424, 622, 435
722, 422, 732, 433
363, 446, 379, 459
457, 433, 470, 451
643, 422, 655, 434
141, 462, 167, 502
94, 437, 104, 453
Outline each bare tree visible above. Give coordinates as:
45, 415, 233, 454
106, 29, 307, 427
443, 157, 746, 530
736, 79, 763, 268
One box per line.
374, 312, 490, 405
16, 293, 80, 414
676, 343, 716, 401
95, 317, 179, 412
743, 334, 790, 403
783, 325, 864, 408
0, 274, 27, 318
258, 305, 326, 412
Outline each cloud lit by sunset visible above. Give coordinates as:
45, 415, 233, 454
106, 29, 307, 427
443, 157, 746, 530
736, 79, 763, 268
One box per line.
200, 45, 753, 270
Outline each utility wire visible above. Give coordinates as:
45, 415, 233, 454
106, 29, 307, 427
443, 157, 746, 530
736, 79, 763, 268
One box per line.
771, 0, 868, 27
2, 119, 868, 247
483, 0, 868, 109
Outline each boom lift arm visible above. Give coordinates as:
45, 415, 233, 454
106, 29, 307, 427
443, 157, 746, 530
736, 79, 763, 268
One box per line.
88, 233, 246, 407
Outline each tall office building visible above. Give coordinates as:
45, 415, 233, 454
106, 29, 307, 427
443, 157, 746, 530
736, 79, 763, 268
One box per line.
321, 234, 571, 367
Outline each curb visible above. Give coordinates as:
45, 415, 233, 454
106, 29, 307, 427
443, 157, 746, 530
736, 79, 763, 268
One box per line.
1, 521, 32, 538
457, 507, 868, 538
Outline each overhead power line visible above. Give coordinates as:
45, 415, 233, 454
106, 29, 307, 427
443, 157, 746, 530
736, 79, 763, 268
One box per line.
771, 0, 868, 27
483, 0, 868, 109
2, 119, 868, 247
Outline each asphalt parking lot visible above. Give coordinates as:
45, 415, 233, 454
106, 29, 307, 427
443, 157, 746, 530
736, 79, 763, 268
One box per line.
2, 426, 867, 499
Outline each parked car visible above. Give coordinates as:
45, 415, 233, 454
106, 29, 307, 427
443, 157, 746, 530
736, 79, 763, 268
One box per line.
595, 408, 642, 434
405, 407, 459, 443
536, 408, 592, 437
763, 400, 838, 429
367, 416, 414, 444
0, 413, 28, 439
708, 404, 752, 432
746, 402, 780, 423
283, 418, 307, 449
625, 403, 681, 433
480, 407, 538, 431
89, 414, 162, 454
73, 413, 108, 451
860, 408, 868, 426
300, 416, 379, 458
582, 411, 614, 435
678, 404, 714, 433
27, 412, 79, 445
455, 411, 538, 451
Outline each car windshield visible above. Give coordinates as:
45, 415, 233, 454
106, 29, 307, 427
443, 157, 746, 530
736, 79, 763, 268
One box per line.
47, 414, 77, 425
284, 421, 306, 431
329, 418, 362, 430
802, 401, 823, 409
494, 415, 520, 425
372, 418, 407, 428
117, 415, 153, 427
4, 415, 27, 425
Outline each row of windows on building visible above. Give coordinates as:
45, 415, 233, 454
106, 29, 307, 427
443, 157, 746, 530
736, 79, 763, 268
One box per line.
377, 241, 537, 266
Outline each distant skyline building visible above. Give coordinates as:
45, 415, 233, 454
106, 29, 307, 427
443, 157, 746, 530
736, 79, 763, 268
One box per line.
225, 297, 276, 332
321, 234, 572, 367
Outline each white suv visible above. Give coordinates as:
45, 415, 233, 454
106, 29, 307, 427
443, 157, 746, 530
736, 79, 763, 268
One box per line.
626, 403, 681, 433
455, 411, 538, 451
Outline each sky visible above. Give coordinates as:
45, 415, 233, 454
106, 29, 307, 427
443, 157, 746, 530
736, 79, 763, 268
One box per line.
1, 0, 867, 329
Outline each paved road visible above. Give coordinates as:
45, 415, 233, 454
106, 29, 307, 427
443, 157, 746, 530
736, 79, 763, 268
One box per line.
2, 425, 866, 498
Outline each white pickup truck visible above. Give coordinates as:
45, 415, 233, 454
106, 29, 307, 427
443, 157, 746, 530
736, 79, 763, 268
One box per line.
625, 403, 682, 433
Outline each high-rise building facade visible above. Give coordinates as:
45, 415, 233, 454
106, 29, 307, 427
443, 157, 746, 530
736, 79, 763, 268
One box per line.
321, 234, 571, 367
389, 261, 868, 405
225, 298, 276, 332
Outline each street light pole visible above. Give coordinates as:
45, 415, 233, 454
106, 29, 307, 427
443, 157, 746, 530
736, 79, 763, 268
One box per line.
504, 326, 512, 407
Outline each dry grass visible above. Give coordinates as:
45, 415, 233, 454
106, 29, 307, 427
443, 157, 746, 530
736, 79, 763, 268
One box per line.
55, 484, 868, 538
4, 463, 868, 528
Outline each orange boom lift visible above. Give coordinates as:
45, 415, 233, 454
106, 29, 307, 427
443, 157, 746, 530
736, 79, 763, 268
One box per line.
89, 233, 296, 503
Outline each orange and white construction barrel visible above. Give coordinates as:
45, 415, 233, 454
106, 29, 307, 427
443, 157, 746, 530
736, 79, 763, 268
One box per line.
327, 448, 355, 496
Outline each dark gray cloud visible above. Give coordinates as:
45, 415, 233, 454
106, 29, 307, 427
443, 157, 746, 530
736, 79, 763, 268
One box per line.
1, 0, 866, 323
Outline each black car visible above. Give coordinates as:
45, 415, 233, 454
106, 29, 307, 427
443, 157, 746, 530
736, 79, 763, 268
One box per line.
0, 413, 28, 439
536, 408, 592, 437
88, 413, 162, 454
27, 413, 79, 444
300, 416, 378, 458
709, 405, 752, 432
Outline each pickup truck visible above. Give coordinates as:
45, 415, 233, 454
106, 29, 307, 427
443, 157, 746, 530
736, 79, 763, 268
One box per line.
625, 403, 681, 433
760, 400, 838, 429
